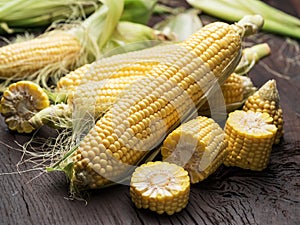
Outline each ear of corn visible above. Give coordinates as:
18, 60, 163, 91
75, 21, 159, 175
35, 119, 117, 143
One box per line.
0, 0, 124, 88
130, 161, 190, 215
161, 116, 227, 183
0, 31, 81, 80
0, 81, 50, 133
224, 110, 277, 170
243, 79, 284, 144
66, 16, 264, 191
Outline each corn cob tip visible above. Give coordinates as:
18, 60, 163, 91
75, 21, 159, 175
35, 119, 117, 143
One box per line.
236, 15, 264, 37
257, 79, 279, 105
243, 79, 283, 144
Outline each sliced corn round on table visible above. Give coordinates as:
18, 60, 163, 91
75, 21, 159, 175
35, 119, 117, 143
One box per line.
130, 161, 190, 215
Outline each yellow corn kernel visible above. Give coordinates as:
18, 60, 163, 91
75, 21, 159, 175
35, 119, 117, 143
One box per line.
161, 116, 227, 184
224, 110, 277, 171
0, 31, 81, 80
0, 81, 50, 133
243, 79, 284, 144
130, 161, 190, 215
68, 16, 264, 191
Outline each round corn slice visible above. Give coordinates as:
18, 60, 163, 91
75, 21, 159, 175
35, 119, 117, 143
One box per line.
224, 110, 277, 171
130, 161, 190, 215
0, 81, 50, 133
161, 116, 228, 184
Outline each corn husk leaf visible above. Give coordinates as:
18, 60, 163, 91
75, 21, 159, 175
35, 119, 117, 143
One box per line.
154, 8, 202, 41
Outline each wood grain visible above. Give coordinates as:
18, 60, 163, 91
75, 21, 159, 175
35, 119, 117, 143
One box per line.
0, 1, 299, 225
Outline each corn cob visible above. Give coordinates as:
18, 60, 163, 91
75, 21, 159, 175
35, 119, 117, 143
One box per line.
130, 161, 190, 215
243, 80, 283, 144
0, 81, 49, 133
161, 116, 227, 183
0, 31, 81, 80
0, 0, 124, 85
65, 15, 263, 191
199, 73, 255, 115
223, 110, 277, 170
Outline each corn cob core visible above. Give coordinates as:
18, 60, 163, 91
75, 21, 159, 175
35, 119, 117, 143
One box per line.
70, 20, 244, 190
243, 80, 283, 144
224, 110, 277, 170
130, 161, 190, 215
0, 81, 50, 133
0, 31, 81, 79
161, 116, 227, 183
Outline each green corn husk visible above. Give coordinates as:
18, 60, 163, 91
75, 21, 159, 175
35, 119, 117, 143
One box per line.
0, 0, 99, 34
154, 8, 202, 41
121, 0, 157, 25
0, 0, 157, 34
187, 0, 300, 39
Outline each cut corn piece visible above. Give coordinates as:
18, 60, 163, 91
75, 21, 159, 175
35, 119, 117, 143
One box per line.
224, 110, 277, 170
0, 81, 50, 133
243, 79, 284, 144
161, 116, 227, 183
130, 161, 190, 215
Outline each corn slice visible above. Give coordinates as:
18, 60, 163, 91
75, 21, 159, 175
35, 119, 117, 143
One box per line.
224, 110, 277, 170
130, 161, 190, 215
161, 116, 227, 183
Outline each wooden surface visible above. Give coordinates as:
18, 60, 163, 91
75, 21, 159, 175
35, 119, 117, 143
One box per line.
1, 1, 300, 225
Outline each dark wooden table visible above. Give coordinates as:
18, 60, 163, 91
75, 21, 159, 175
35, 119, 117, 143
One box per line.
1, 1, 299, 225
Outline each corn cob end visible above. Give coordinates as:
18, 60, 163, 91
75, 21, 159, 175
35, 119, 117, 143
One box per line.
0, 81, 50, 133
